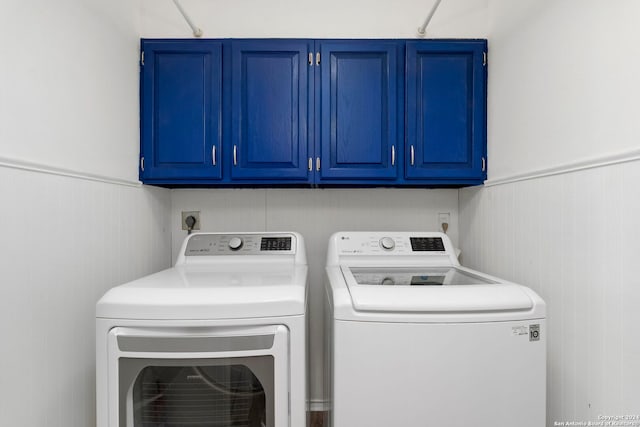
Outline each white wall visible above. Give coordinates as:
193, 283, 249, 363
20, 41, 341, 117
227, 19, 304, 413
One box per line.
460, 1, 640, 424
141, 0, 487, 39
486, 0, 640, 181
0, 1, 173, 427
171, 188, 460, 407
0, 1, 142, 182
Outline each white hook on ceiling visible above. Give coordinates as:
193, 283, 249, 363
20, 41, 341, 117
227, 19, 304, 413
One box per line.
172, 0, 203, 38
417, 0, 443, 37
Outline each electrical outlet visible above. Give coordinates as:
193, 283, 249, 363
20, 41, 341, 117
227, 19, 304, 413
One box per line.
181, 211, 200, 231
438, 212, 450, 233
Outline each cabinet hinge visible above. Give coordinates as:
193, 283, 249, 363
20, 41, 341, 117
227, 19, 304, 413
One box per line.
141, 51, 145, 66
140, 157, 145, 172
481, 157, 486, 172
482, 52, 487, 66
315, 52, 320, 66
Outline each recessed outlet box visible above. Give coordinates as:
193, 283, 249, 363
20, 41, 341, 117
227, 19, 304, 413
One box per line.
181, 211, 201, 231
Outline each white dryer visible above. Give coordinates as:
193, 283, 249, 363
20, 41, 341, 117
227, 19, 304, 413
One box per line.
324, 232, 546, 427
97, 232, 308, 427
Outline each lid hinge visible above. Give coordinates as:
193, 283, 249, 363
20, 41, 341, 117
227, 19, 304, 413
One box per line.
140, 157, 145, 172
481, 157, 486, 172
141, 51, 145, 66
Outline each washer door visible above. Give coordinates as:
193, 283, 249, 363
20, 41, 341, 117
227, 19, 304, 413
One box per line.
107, 325, 289, 427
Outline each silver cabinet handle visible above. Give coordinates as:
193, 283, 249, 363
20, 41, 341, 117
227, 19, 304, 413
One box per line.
410, 145, 415, 166
391, 145, 395, 166
316, 157, 321, 171
233, 145, 237, 166
212, 145, 216, 166
308, 157, 313, 171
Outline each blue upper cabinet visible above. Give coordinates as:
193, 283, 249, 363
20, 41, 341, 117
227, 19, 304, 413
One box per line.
140, 40, 222, 181
230, 40, 312, 182
405, 40, 487, 183
139, 39, 487, 187
316, 41, 402, 182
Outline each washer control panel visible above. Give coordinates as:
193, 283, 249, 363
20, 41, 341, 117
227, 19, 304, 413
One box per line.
185, 234, 295, 256
335, 233, 447, 256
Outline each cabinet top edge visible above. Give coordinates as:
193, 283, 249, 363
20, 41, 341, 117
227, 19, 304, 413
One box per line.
140, 37, 488, 43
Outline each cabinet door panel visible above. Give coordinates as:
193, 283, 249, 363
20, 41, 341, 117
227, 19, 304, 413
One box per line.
141, 41, 222, 180
318, 41, 400, 181
231, 40, 311, 181
335, 56, 383, 165
406, 41, 486, 180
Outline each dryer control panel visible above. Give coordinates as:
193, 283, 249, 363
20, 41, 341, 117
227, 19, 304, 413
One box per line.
184, 233, 295, 256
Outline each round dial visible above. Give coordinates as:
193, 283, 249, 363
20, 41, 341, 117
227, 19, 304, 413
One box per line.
379, 237, 395, 250
228, 237, 243, 251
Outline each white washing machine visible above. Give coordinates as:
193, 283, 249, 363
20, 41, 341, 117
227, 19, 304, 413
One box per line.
324, 232, 546, 427
96, 232, 308, 427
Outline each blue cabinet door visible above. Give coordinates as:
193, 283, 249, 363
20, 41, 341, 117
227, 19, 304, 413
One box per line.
316, 41, 401, 181
405, 40, 486, 181
230, 40, 312, 181
140, 40, 222, 181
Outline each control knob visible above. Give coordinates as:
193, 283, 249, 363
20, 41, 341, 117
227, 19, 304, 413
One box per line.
228, 237, 243, 251
379, 237, 395, 250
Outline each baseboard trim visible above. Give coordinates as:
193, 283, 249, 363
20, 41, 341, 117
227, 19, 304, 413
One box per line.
484, 148, 640, 187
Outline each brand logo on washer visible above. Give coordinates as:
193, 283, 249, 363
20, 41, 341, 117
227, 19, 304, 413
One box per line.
529, 324, 540, 341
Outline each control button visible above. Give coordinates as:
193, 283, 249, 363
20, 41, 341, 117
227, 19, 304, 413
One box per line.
228, 237, 243, 251
379, 237, 395, 250
381, 277, 395, 286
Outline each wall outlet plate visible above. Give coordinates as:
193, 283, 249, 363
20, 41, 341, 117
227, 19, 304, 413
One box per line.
181, 211, 200, 231
438, 212, 450, 233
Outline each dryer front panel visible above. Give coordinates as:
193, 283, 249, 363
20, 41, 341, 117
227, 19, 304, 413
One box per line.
106, 325, 289, 427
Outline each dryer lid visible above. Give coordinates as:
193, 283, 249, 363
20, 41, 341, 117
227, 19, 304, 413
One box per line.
342, 266, 534, 313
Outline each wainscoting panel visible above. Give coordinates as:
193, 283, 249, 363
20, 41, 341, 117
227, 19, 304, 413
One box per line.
459, 160, 640, 424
